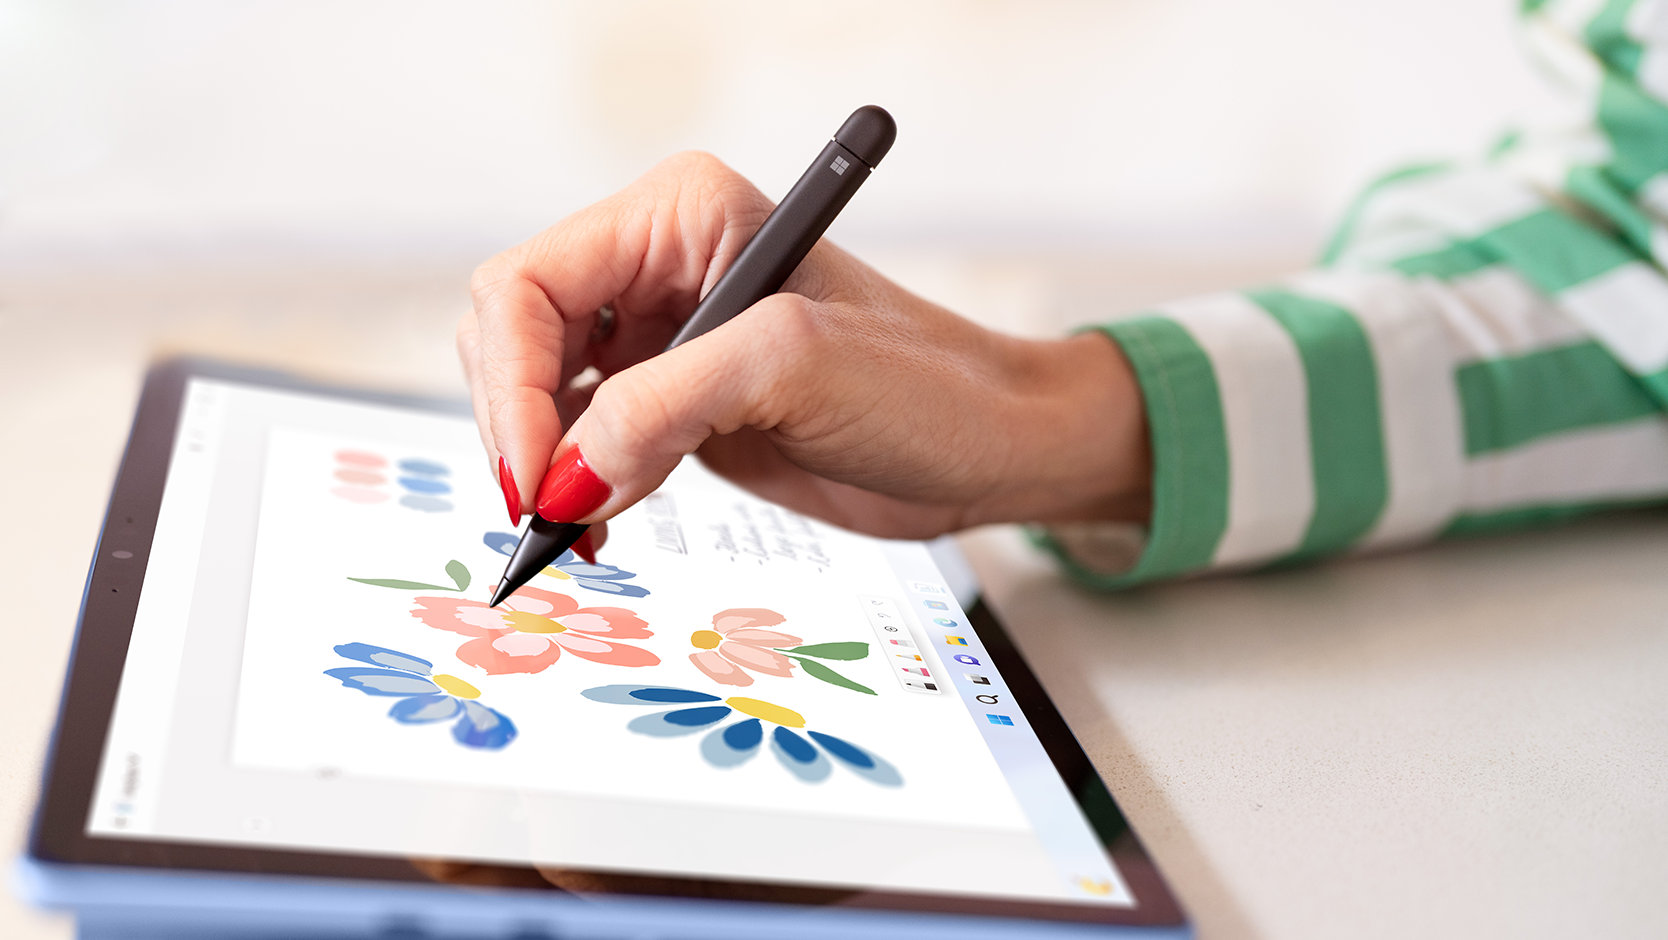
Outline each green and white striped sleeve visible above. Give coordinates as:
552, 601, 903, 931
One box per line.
1039, 0, 1668, 588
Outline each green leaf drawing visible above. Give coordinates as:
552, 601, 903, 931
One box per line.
781, 641, 868, 661
346, 577, 453, 591
348, 560, 472, 593
792, 657, 875, 695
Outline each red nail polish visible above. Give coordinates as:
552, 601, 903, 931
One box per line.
497, 456, 522, 527
573, 530, 597, 565
535, 447, 611, 523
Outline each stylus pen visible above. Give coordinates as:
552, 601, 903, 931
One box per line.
489, 105, 898, 608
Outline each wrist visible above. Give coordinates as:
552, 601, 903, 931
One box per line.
981, 331, 1153, 526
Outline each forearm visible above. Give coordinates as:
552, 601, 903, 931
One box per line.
970, 331, 1152, 528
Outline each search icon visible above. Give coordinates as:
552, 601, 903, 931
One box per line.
976, 693, 1001, 705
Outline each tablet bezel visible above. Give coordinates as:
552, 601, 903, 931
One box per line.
30, 357, 1187, 929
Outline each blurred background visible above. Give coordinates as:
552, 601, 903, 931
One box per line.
5, 0, 1553, 303
2, 1, 1557, 937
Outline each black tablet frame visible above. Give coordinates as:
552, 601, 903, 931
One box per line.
30, 357, 1187, 929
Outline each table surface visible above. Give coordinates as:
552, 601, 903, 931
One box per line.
4, 260, 1665, 940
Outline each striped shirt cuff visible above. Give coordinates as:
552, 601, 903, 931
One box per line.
1031, 316, 1229, 589
1038, 265, 1668, 589
1034, 290, 1395, 587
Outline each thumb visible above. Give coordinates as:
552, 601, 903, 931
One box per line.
531, 294, 819, 524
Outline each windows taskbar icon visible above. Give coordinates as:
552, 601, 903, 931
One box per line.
1075, 875, 1114, 896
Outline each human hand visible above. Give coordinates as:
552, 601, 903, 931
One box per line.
459, 151, 1151, 540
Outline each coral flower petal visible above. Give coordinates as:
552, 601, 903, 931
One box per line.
410, 596, 497, 637
553, 634, 659, 667
493, 633, 554, 656
456, 634, 562, 675
456, 605, 512, 632
712, 608, 786, 633
504, 596, 554, 616
555, 612, 613, 634
565, 607, 652, 639
722, 627, 802, 647
720, 644, 795, 677
690, 650, 753, 687
504, 587, 577, 618
551, 632, 611, 654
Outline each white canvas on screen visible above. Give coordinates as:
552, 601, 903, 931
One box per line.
231, 424, 1028, 833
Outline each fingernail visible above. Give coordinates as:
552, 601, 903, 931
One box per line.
497, 455, 522, 527
535, 446, 611, 523
573, 530, 597, 565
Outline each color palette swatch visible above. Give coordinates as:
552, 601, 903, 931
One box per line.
330, 450, 453, 513
395, 457, 453, 512
860, 595, 941, 695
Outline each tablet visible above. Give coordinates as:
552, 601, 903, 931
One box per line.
26, 358, 1189, 938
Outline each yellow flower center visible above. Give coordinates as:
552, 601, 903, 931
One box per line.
432, 673, 481, 699
502, 611, 566, 633
690, 629, 723, 650
723, 696, 805, 728
540, 566, 572, 580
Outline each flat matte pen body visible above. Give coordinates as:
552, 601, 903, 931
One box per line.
489, 106, 898, 608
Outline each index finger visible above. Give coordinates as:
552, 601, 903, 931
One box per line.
468, 152, 770, 507
469, 201, 642, 505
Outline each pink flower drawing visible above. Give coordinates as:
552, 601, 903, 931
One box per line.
410, 587, 658, 676
688, 608, 802, 687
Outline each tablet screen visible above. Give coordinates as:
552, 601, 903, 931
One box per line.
71, 369, 1152, 917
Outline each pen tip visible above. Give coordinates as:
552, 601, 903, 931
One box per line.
488, 581, 513, 608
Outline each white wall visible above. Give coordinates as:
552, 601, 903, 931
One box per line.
3, 0, 1554, 271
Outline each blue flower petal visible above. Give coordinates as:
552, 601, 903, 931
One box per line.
807, 731, 875, 769
771, 727, 831, 782
325, 667, 440, 696
701, 721, 761, 767
663, 705, 732, 727
628, 710, 719, 738
333, 643, 432, 675
582, 685, 723, 706
573, 578, 650, 598
806, 732, 902, 786
629, 687, 723, 704
845, 752, 903, 787
582, 685, 665, 705
388, 693, 462, 723
453, 700, 517, 749
723, 718, 764, 751
772, 725, 817, 763
559, 563, 631, 579
483, 532, 520, 557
